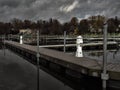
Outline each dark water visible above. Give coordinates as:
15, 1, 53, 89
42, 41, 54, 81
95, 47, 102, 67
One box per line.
83, 49, 120, 63
0, 49, 73, 90
0, 49, 119, 90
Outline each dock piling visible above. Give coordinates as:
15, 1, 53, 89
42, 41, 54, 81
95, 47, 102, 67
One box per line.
64, 31, 66, 53
3, 35, 6, 56
37, 30, 40, 90
101, 23, 109, 89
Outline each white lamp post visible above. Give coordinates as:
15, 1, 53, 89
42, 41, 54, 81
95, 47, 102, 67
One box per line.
20, 35, 23, 44
76, 36, 83, 57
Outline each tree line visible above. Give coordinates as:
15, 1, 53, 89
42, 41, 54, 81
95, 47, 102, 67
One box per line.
0, 15, 120, 35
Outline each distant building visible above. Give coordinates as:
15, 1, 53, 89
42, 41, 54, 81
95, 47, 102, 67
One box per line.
19, 29, 32, 35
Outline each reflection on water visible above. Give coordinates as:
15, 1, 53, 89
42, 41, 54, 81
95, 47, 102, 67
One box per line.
83, 49, 120, 63
0, 49, 119, 90
0, 49, 73, 90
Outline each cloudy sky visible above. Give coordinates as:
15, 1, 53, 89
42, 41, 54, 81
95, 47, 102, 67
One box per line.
0, 0, 119, 22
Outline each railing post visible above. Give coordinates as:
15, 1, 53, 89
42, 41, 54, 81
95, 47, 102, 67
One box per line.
3, 35, 6, 56
101, 23, 109, 89
37, 30, 40, 90
10, 34, 12, 41
76, 36, 83, 57
64, 31, 66, 53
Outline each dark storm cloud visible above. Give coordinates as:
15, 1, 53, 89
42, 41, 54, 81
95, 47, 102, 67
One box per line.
0, 0, 20, 8
0, 0, 119, 22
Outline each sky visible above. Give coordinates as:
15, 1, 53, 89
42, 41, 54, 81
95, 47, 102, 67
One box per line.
0, 0, 119, 22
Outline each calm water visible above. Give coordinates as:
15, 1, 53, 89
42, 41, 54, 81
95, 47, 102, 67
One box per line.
83, 49, 120, 63
0, 49, 73, 90
0, 49, 119, 90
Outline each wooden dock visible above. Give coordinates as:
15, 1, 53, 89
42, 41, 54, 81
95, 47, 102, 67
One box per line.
4, 41, 120, 81
39, 41, 117, 48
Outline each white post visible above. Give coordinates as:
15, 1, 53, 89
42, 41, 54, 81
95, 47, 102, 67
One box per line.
76, 36, 83, 57
20, 35, 23, 44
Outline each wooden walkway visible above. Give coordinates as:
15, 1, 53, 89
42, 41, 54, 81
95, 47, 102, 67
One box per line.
39, 41, 117, 48
5, 41, 120, 80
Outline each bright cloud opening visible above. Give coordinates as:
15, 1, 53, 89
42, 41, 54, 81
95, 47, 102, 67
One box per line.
59, 0, 79, 13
